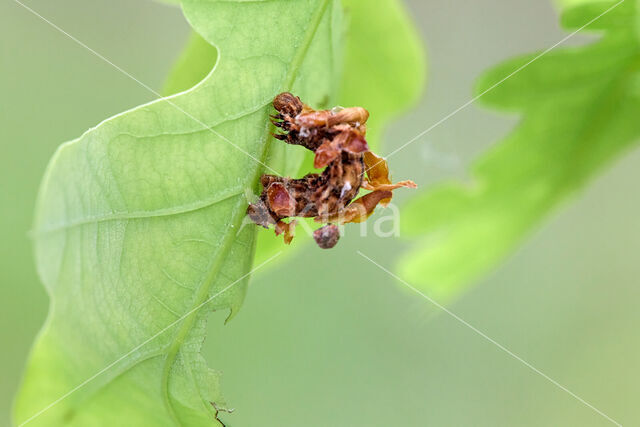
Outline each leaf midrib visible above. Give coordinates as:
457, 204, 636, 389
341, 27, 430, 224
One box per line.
33, 187, 245, 235
159, 1, 332, 424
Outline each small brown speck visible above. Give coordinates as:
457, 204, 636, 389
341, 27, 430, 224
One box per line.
313, 224, 340, 249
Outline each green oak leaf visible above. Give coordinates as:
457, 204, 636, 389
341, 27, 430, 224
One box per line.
399, 0, 640, 302
162, 0, 426, 266
255, 0, 426, 264
14, 0, 342, 425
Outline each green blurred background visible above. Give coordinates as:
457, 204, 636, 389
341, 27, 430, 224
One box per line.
2, 0, 639, 425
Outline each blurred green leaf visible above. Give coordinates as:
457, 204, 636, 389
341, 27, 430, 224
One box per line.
339, 0, 426, 149
14, 0, 342, 425
399, 0, 640, 301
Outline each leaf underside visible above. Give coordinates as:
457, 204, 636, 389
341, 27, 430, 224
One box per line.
15, 1, 343, 425
400, 0, 640, 301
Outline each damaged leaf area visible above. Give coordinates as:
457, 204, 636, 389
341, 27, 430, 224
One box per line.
14, 0, 343, 426
247, 93, 416, 249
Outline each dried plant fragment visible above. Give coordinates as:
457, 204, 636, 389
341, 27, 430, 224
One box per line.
247, 93, 416, 248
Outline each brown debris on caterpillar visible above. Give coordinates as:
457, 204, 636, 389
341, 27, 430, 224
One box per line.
247, 92, 417, 249
313, 224, 340, 249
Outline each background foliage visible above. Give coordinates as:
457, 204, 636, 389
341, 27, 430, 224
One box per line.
400, 0, 640, 301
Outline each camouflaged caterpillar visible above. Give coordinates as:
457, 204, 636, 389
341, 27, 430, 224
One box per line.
247, 93, 416, 249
